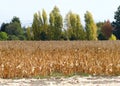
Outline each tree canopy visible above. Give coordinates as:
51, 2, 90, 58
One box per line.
112, 5, 120, 39
0, 6, 119, 41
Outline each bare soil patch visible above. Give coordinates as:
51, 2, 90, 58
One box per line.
0, 76, 120, 86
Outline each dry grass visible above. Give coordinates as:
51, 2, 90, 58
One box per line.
0, 41, 120, 78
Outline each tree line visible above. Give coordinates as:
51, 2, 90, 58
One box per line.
0, 6, 120, 41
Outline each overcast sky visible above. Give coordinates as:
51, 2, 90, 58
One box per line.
0, 0, 120, 26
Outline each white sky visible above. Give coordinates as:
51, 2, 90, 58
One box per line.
0, 0, 120, 26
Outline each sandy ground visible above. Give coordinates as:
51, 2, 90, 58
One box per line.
0, 76, 120, 86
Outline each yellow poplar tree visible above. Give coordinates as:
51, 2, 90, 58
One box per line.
84, 11, 97, 40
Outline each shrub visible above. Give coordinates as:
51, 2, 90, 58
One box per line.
0, 32, 8, 40
109, 34, 117, 40
8, 35, 19, 40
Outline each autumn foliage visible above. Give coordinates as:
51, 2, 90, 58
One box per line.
101, 20, 113, 39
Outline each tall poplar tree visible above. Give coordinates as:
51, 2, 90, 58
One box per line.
41, 9, 49, 40
26, 26, 32, 40
84, 11, 97, 40
32, 9, 48, 40
32, 13, 41, 40
49, 6, 63, 40
76, 14, 86, 40
65, 12, 85, 40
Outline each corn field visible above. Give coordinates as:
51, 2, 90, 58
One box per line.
0, 41, 120, 78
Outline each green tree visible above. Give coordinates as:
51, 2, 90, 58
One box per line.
8, 35, 19, 40
32, 13, 41, 40
26, 26, 32, 40
98, 32, 107, 40
32, 10, 49, 40
76, 14, 86, 40
68, 12, 77, 40
5, 22, 23, 36
65, 12, 75, 40
60, 29, 68, 40
84, 11, 97, 40
1, 17, 24, 40
40, 9, 49, 40
96, 21, 104, 36
18, 35, 26, 40
65, 12, 85, 40
49, 13, 54, 39
12, 16, 21, 23
49, 6, 63, 40
112, 5, 120, 39
42, 9, 48, 25
0, 23, 9, 32
0, 32, 8, 40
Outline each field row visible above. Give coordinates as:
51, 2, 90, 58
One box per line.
0, 41, 120, 78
